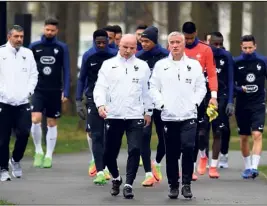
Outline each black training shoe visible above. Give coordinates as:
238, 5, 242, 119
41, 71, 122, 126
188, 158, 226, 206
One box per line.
110, 177, 122, 196
168, 186, 179, 199
123, 185, 134, 199
181, 184, 193, 199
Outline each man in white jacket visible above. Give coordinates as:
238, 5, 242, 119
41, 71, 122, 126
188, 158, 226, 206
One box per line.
93, 34, 153, 199
0, 25, 38, 181
149, 31, 206, 199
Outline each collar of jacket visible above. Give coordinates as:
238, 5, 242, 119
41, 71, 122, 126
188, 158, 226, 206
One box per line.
185, 37, 199, 49
41, 35, 57, 44
143, 44, 162, 56
168, 52, 187, 62
116, 52, 136, 63
6, 41, 20, 54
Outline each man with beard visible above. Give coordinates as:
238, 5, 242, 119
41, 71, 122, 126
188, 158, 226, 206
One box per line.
29, 18, 70, 168
0, 25, 38, 181
76, 29, 117, 185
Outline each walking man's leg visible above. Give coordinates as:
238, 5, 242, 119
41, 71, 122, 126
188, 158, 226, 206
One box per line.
11, 104, 32, 178
219, 118, 230, 168
140, 120, 156, 186
151, 109, 164, 182
123, 119, 144, 199
163, 121, 180, 199
0, 103, 13, 181
31, 92, 45, 167
88, 104, 109, 185
181, 119, 197, 199
104, 119, 124, 196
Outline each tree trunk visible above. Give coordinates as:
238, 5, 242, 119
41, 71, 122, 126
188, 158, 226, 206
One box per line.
167, 2, 180, 34
230, 2, 243, 56
191, 2, 218, 40
96, 2, 109, 29
62, 2, 80, 116
251, 2, 267, 54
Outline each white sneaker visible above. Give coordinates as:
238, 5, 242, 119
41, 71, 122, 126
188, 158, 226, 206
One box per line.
0, 169, 11, 181
218, 154, 229, 168
9, 159, 22, 178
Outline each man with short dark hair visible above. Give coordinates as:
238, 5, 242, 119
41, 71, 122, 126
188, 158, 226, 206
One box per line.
0, 25, 38, 181
136, 26, 169, 186
182, 21, 218, 180
135, 24, 148, 51
76, 29, 117, 185
29, 18, 70, 168
234, 35, 266, 179
205, 32, 234, 178
103, 25, 117, 49
113, 25, 123, 46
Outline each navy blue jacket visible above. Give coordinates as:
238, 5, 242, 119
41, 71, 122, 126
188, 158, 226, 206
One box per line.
29, 35, 70, 97
234, 52, 267, 106
210, 47, 234, 103
76, 42, 117, 101
136, 44, 169, 70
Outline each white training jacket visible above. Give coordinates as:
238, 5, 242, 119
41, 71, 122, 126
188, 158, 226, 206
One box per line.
93, 53, 153, 119
149, 53, 207, 121
0, 41, 38, 106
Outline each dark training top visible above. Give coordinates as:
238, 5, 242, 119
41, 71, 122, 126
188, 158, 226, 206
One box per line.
76, 41, 117, 101
29, 35, 70, 97
136, 44, 169, 70
234, 52, 267, 107
208, 47, 234, 103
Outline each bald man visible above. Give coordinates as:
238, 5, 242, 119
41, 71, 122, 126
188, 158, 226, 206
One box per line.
94, 34, 153, 199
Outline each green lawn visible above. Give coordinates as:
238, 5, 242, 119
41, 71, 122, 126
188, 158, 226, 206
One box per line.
9, 115, 267, 157
0, 200, 14, 205
258, 165, 267, 178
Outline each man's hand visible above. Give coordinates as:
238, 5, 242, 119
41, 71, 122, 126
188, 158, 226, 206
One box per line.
225, 103, 235, 116
241, 85, 247, 93
62, 93, 68, 103
76, 101, 86, 120
144, 115, 151, 127
98, 105, 108, 119
209, 98, 218, 109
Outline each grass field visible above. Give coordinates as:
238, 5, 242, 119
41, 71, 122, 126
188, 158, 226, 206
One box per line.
9, 115, 267, 157
0, 200, 14, 205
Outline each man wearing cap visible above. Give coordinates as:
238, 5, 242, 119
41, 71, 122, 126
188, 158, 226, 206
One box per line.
136, 26, 169, 186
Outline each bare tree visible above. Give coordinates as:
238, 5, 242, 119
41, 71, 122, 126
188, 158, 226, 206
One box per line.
62, 2, 80, 115
251, 2, 267, 54
191, 2, 219, 40
230, 2, 243, 56
167, 2, 180, 33
96, 2, 109, 29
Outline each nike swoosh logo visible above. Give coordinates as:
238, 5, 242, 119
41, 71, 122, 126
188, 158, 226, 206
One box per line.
91, 63, 97, 66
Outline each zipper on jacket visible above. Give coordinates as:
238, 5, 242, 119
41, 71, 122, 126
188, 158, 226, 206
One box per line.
126, 68, 128, 74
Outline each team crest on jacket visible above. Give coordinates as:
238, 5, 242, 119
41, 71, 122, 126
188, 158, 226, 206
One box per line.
134, 65, 139, 71
54, 48, 59, 55
187, 65, 191, 71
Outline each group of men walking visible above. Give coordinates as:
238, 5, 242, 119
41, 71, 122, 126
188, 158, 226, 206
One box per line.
0, 18, 265, 201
